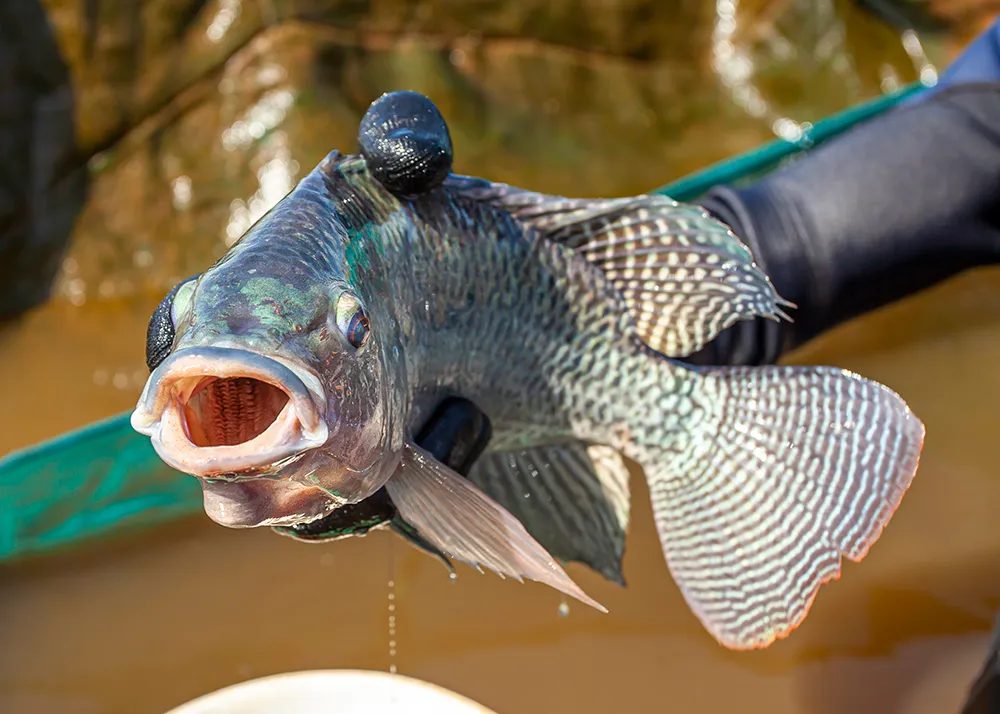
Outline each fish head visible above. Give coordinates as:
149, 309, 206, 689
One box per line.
131, 153, 409, 528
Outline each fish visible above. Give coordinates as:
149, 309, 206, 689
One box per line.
131, 92, 924, 649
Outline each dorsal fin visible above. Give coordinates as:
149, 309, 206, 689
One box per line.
448, 176, 792, 358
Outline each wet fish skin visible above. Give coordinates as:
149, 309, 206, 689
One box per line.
133, 148, 923, 650
159, 157, 407, 513
163, 152, 650, 491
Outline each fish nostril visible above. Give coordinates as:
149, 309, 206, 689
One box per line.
183, 377, 290, 447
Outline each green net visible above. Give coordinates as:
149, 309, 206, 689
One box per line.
655, 83, 925, 201
0, 83, 926, 562
0, 414, 200, 561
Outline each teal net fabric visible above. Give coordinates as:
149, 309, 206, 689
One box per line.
0, 413, 200, 561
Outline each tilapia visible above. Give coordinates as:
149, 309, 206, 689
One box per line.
131, 92, 924, 649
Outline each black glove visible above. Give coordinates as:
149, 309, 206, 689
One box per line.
411, 397, 492, 476
690, 81, 1000, 365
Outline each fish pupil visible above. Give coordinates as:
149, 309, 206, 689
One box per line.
346, 311, 370, 348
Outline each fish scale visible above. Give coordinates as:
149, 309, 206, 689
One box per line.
347, 160, 919, 648
135, 149, 924, 651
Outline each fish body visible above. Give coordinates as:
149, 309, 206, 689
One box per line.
132, 149, 923, 649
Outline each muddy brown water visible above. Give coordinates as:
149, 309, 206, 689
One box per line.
5, 268, 1000, 714
3, 3, 1000, 713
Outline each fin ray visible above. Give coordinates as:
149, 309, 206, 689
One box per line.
386, 443, 607, 611
448, 177, 787, 357
469, 442, 630, 584
641, 365, 923, 649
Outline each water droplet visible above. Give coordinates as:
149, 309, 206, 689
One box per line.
448, 572, 458, 581
205, 0, 241, 43
386, 541, 399, 675
558, 601, 570, 617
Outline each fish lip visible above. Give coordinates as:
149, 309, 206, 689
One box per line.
199, 478, 347, 528
130, 346, 329, 477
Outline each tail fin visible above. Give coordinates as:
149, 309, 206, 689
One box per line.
642, 365, 923, 649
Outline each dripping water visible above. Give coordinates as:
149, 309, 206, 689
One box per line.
387, 537, 397, 675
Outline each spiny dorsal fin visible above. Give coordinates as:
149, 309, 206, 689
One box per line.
386, 443, 607, 612
469, 442, 630, 584
448, 177, 792, 357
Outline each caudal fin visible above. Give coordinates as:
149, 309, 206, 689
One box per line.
643, 365, 923, 649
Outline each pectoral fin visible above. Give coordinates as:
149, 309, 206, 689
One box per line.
386, 443, 607, 612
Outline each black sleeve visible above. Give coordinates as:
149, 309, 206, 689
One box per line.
689, 82, 1000, 365
414, 397, 492, 476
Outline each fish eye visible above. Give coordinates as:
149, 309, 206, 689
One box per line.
335, 293, 370, 349
170, 280, 196, 326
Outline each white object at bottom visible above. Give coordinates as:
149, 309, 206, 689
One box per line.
167, 669, 496, 714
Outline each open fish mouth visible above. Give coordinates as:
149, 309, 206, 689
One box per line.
131, 346, 329, 477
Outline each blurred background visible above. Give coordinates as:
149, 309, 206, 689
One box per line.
2, 1, 1000, 712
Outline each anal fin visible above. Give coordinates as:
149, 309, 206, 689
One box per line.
469, 442, 630, 584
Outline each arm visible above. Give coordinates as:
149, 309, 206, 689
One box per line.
690, 77, 1000, 365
